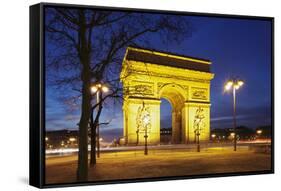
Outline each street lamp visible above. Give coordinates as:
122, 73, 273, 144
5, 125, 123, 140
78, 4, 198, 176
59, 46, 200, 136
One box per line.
90, 83, 109, 158
256, 130, 262, 139
193, 107, 205, 152
69, 137, 76, 148
211, 134, 216, 142
45, 137, 49, 148
143, 115, 150, 155
69, 137, 76, 142
224, 79, 244, 151
195, 118, 201, 152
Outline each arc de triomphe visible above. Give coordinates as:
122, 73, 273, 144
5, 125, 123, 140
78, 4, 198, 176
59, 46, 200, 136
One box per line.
120, 47, 214, 145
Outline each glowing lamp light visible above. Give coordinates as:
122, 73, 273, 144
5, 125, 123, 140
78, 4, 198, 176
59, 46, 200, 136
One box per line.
211, 134, 216, 138
224, 85, 231, 91
143, 116, 150, 125
234, 84, 240, 90
45, 137, 49, 141
223, 78, 245, 152
238, 80, 244, 86
226, 81, 233, 87
91, 86, 98, 93
224, 81, 233, 91
102, 86, 109, 92
257, 130, 262, 135
69, 137, 76, 142
91, 83, 109, 94
224, 80, 244, 91
90, 82, 109, 158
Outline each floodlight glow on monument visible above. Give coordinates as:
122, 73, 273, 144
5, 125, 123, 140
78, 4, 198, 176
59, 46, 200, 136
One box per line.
120, 47, 214, 145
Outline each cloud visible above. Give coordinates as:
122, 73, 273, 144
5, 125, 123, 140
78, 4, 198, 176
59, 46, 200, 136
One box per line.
211, 115, 247, 122
64, 114, 80, 121
211, 111, 272, 129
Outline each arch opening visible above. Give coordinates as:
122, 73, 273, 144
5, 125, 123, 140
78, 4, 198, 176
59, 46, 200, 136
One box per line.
159, 85, 185, 144
160, 98, 172, 144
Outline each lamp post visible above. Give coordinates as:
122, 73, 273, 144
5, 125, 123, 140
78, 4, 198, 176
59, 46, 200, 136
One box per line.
194, 119, 202, 152
69, 137, 76, 147
137, 101, 151, 155
193, 107, 204, 152
211, 134, 216, 142
136, 129, 139, 146
45, 137, 49, 148
196, 128, 200, 152
91, 83, 109, 158
224, 79, 244, 151
256, 129, 262, 139
143, 115, 150, 155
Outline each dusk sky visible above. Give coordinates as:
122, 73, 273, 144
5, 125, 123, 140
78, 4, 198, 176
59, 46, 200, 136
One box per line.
45, 11, 272, 141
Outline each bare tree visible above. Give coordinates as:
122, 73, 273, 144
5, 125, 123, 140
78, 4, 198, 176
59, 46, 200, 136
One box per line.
45, 7, 190, 181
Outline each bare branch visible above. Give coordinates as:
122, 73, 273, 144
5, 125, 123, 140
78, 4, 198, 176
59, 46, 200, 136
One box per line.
95, 13, 131, 26
46, 25, 78, 50
56, 8, 79, 25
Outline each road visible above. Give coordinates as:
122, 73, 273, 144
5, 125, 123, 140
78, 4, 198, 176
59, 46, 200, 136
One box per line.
46, 142, 271, 157
45, 144, 272, 184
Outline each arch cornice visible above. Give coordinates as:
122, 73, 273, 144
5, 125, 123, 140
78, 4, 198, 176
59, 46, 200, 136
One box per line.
121, 61, 214, 83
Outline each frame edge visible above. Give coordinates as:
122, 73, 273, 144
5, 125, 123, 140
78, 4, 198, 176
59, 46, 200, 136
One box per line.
29, 3, 44, 188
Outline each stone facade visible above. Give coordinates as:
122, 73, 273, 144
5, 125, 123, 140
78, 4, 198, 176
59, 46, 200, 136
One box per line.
120, 47, 214, 145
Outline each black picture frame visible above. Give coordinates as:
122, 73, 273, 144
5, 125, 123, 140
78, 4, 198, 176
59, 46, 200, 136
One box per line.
30, 2, 274, 188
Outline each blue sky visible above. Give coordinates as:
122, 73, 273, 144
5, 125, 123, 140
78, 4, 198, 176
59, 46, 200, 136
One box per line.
45, 12, 272, 141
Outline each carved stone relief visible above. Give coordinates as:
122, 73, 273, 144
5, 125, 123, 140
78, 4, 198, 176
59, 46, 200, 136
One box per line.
136, 103, 151, 133
191, 87, 207, 100
124, 81, 154, 97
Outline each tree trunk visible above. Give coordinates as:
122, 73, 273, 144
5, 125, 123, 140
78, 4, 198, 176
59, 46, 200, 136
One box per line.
77, 84, 90, 181
90, 92, 103, 165
77, 10, 91, 182
90, 110, 96, 166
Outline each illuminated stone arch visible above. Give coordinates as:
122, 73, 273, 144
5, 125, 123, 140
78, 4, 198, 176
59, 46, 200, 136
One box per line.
158, 83, 185, 144
120, 47, 214, 145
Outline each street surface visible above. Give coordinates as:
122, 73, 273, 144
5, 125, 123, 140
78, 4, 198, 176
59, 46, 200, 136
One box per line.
45, 144, 271, 184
